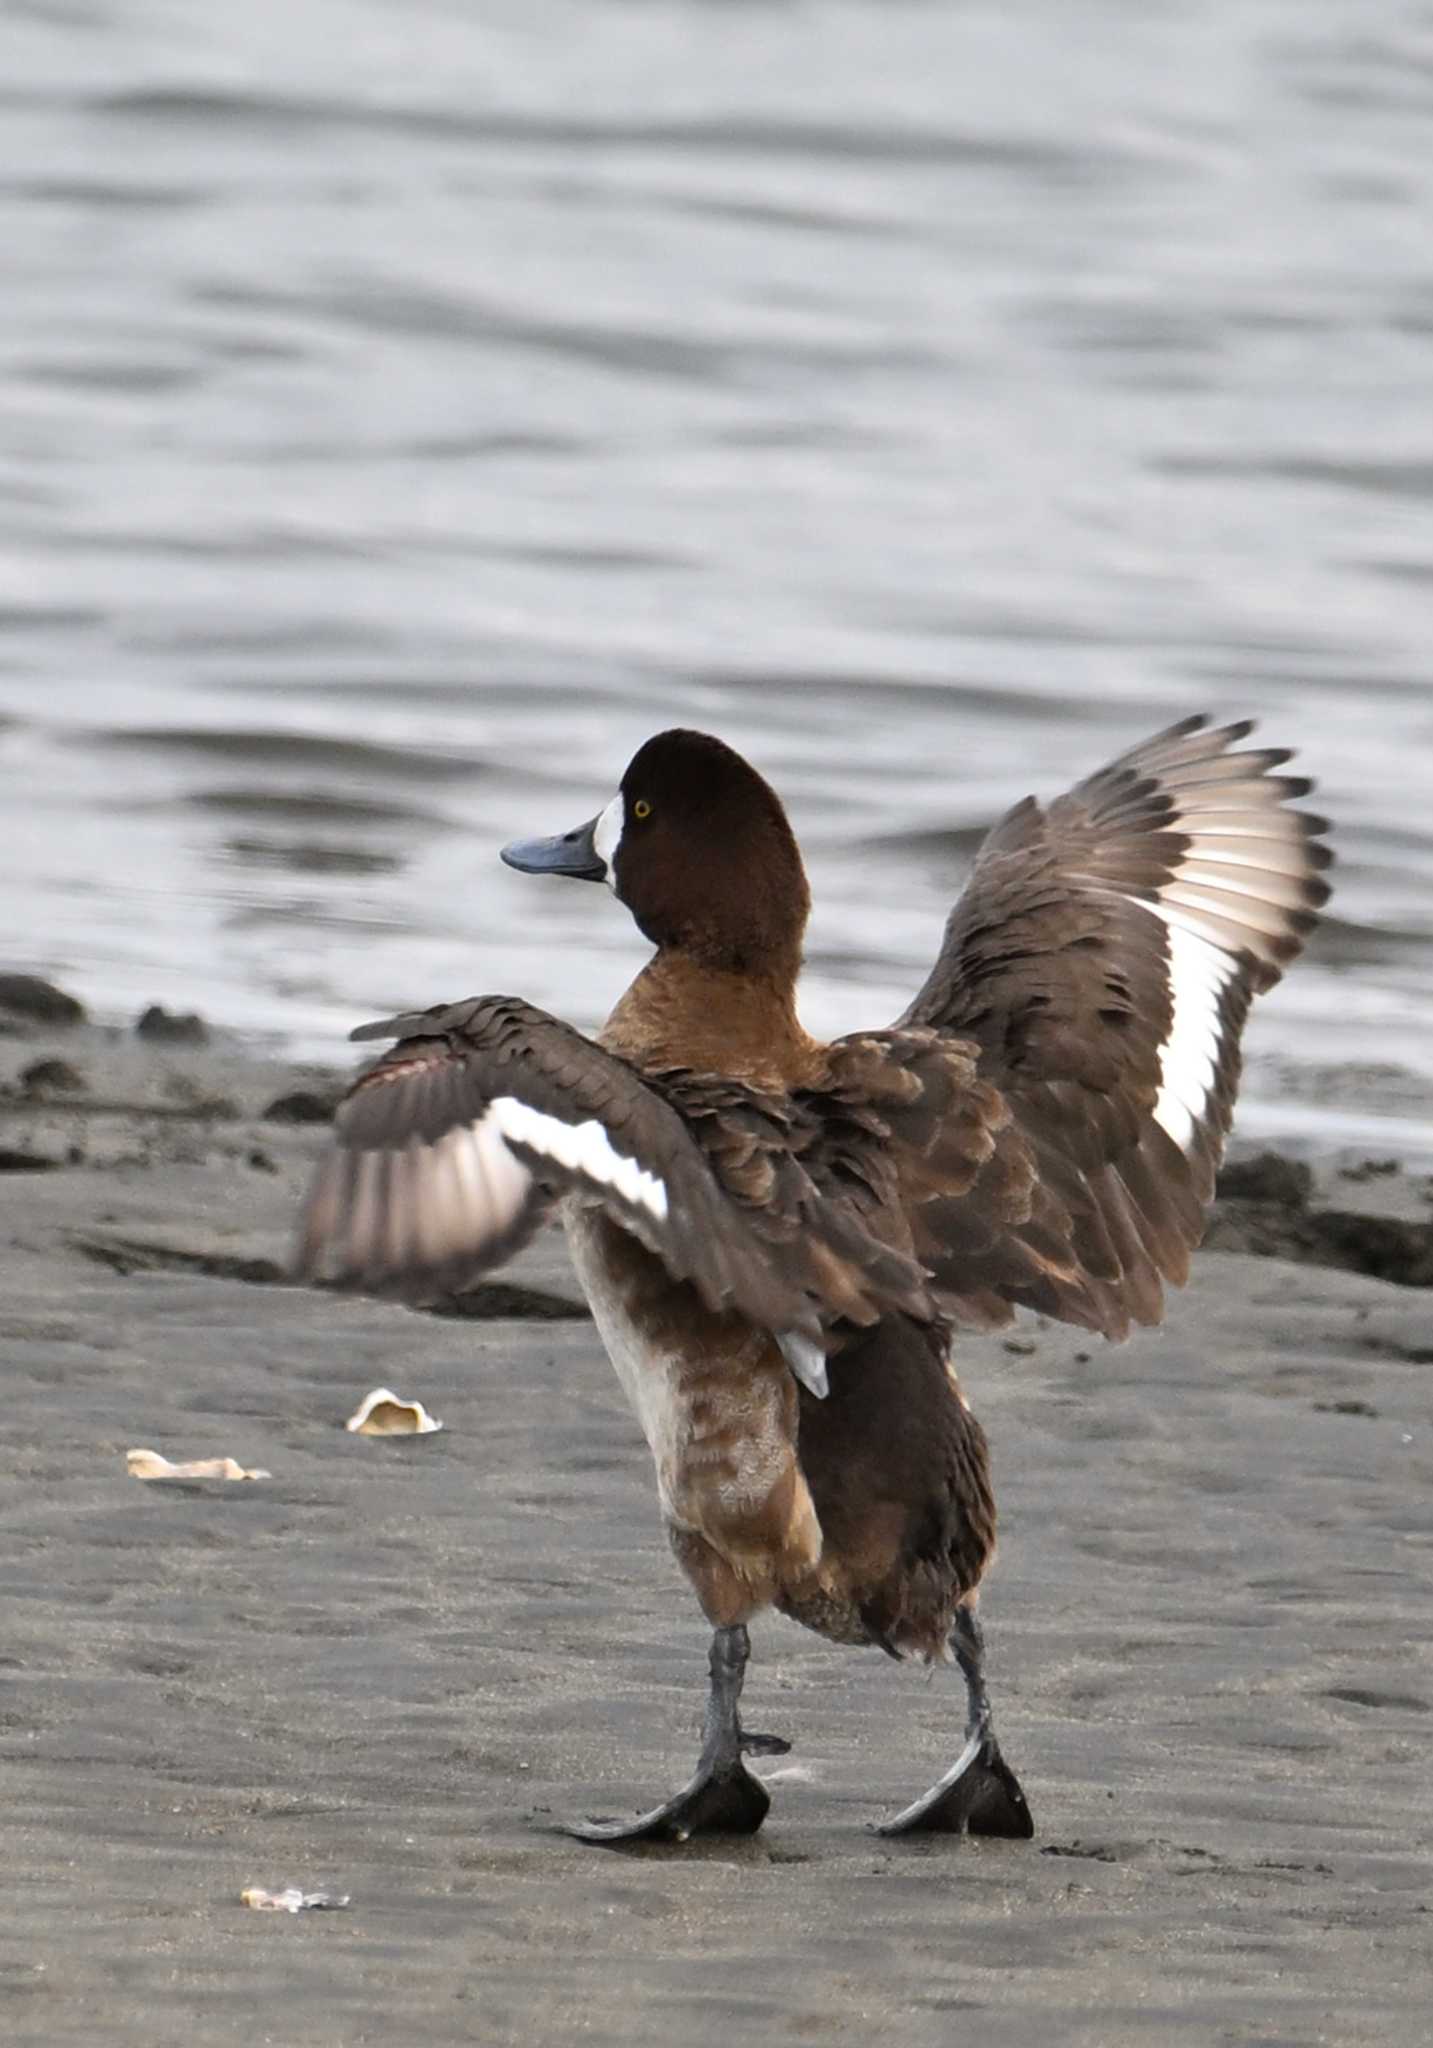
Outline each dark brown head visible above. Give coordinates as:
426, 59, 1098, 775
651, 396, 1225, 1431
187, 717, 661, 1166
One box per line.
502, 729, 810, 980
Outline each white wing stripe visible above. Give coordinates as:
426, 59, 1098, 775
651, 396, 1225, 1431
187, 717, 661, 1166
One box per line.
1125, 896, 1237, 1154
490, 1096, 669, 1220
1152, 922, 1232, 1152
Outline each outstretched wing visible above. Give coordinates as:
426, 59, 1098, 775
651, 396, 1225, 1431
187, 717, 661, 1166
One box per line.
295, 995, 931, 1348
895, 715, 1332, 1337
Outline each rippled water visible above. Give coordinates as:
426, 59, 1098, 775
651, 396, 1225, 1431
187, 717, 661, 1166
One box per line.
3, 1, 1432, 1153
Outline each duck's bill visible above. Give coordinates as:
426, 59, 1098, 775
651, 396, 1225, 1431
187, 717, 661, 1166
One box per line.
500, 815, 605, 882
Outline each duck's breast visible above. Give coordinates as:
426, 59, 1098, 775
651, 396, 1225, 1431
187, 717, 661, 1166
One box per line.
562, 1200, 819, 1579
564, 1199, 689, 1508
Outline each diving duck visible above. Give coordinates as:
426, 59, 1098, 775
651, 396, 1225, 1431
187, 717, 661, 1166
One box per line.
296, 715, 1330, 1843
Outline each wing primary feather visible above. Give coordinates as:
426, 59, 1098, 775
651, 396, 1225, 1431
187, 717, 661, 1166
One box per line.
345, 1149, 385, 1280
378, 1148, 411, 1279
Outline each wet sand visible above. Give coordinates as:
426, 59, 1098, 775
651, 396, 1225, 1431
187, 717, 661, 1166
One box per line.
2, 1020, 1431, 2047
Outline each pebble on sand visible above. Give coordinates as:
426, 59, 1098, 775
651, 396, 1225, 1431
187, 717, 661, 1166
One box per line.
0, 974, 87, 1027
135, 1005, 210, 1045
262, 1087, 339, 1125
20, 1056, 87, 1096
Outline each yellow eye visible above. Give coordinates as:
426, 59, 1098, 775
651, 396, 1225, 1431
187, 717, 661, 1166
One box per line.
633, 798, 652, 821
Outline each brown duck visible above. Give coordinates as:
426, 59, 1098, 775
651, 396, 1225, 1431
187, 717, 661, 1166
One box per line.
296, 716, 1330, 1843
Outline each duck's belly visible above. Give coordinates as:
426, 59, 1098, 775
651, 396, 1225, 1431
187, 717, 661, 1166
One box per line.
562, 1201, 821, 1589
564, 1201, 689, 1513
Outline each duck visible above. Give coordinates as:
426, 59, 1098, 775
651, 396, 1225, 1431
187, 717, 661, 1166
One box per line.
295, 714, 1331, 1845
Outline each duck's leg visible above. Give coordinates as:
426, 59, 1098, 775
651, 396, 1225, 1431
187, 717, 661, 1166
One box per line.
878, 1603, 1034, 1838
566, 1623, 783, 1845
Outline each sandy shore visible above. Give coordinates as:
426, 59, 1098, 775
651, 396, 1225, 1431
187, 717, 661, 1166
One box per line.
2, 1014, 1431, 2047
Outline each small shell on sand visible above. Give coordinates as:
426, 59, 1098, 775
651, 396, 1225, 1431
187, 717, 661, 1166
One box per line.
241, 1886, 350, 1913
345, 1387, 443, 1436
127, 1448, 271, 1482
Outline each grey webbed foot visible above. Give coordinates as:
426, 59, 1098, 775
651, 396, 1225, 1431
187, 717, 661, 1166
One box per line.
878, 1605, 1035, 1840
565, 1756, 770, 1845
877, 1726, 1033, 1838
566, 1623, 778, 1847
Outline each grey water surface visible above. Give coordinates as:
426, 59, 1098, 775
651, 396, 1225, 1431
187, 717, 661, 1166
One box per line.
2, 1, 1432, 1154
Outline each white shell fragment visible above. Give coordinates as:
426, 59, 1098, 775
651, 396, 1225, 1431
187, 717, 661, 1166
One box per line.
127, 1448, 271, 1482
241, 1886, 350, 1913
345, 1386, 443, 1437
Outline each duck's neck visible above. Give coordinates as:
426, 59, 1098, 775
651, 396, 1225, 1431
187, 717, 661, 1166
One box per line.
601, 951, 820, 1091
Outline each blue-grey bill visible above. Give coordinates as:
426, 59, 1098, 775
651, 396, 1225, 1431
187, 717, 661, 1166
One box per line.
500, 815, 605, 881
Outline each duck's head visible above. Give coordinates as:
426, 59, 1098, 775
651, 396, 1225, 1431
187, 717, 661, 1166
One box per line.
502, 728, 810, 979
